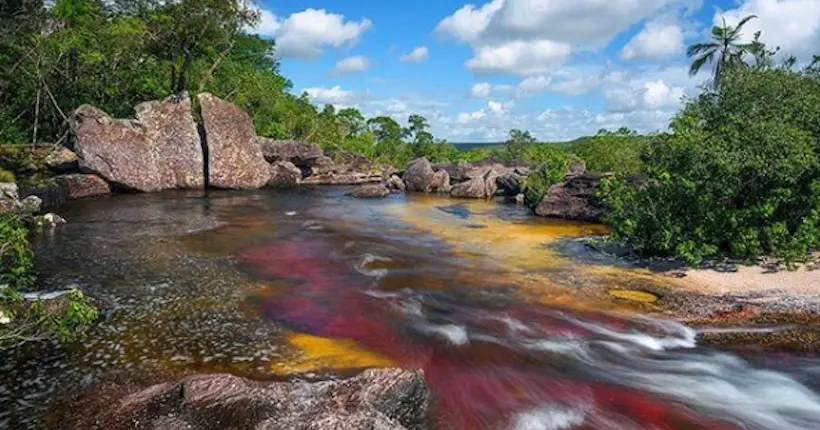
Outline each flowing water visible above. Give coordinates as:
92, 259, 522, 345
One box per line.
2, 187, 820, 429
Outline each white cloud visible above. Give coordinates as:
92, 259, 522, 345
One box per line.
437, 0, 682, 76
250, 8, 281, 36
470, 82, 492, 98
717, 0, 820, 61
488, 100, 514, 115
515, 75, 552, 97
304, 85, 352, 105
621, 21, 685, 60
275, 9, 372, 58
457, 109, 487, 124
332, 56, 371, 75
467, 39, 572, 76
400, 46, 430, 63
604, 78, 685, 112
386, 101, 408, 113
435, 0, 504, 43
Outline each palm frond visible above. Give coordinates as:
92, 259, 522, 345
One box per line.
731, 14, 758, 37
689, 52, 714, 77
687, 42, 720, 57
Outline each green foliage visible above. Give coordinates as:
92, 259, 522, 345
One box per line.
0, 169, 16, 183
0, 215, 34, 288
602, 65, 820, 265
557, 128, 648, 174
687, 14, 757, 88
521, 147, 573, 208
504, 129, 537, 160
0, 214, 97, 347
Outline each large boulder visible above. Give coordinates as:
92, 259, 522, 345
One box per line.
55, 174, 111, 200
268, 161, 302, 188
94, 368, 429, 430
534, 173, 606, 221
404, 158, 451, 193
257, 138, 324, 168
71, 93, 204, 192
496, 168, 530, 196
348, 184, 390, 199
199, 93, 270, 190
450, 167, 499, 199
432, 161, 474, 184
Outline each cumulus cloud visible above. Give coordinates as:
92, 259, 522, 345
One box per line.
250, 8, 281, 36
466, 39, 571, 76
514, 75, 552, 97
488, 100, 514, 115
604, 78, 685, 112
331, 56, 371, 75
400, 46, 430, 63
437, 0, 680, 76
621, 21, 685, 60
273, 9, 372, 58
717, 0, 820, 61
457, 109, 487, 124
470, 82, 492, 98
304, 85, 353, 105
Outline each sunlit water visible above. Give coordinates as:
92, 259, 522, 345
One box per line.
2, 187, 820, 429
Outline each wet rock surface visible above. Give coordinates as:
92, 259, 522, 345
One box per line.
348, 184, 391, 199
92, 369, 429, 430
199, 93, 270, 190
268, 161, 302, 188
55, 173, 111, 200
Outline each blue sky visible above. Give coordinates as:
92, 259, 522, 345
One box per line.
250, 0, 820, 142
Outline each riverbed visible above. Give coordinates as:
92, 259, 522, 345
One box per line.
2, 187, 820, 429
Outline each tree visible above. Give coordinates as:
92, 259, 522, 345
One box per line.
687, 14, 757, 88
504, 129, 537, 160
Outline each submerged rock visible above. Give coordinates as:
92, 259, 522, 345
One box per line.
268, 161, 302, 188
71, 93, 203, 191
404, 158, 451, 193
38, 212, 67, 229
199, 93, 270, 190
55, 173, 111, 200
348, 184, 391, 199
95, 368, 429, 430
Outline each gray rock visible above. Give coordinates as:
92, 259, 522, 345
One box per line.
386, 174, 406, 192
257, 138, 325, 168
19, 195, 42, 214
268, 161, 302, 188
404, 158, 451, 193
450, 168, 498, 199
535, 173, 606, 221
348, 184, 390, 198
38, 213, 67, 229
199, 93, 270, 190
94, 368, 430, 430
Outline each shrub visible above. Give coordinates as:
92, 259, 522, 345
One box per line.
602, 67, 820, 265
558, 129, 649, 174
0, 169, 16, 183
521, 147, 573, 208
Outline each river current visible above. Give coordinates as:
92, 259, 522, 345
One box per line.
2, 187, 820, 429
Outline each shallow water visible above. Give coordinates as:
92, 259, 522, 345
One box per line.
2, 187, 820, 429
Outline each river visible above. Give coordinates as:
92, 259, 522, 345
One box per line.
2, 187, 820, 429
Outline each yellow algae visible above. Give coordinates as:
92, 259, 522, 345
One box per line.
608, 289, 659, 303
270, 332, 394, 375
383, 195, 607, 272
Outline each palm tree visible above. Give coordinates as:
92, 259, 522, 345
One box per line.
687, 15, 757, 88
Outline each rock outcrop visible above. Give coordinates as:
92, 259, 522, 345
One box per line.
348, 184, 391, 199
0, 182, 42, 221
495, 167, 531, 196
404, 158, 451, 193
55, 174, 111, 200
258, 138, 325, 168
95, 368, 429, 430
71, 93, 203, 192
199, 93, 270, 190
450, 166, 499, 199
386, 174, 406, 192
535, 173, 606, 221
268, 161, 302, 188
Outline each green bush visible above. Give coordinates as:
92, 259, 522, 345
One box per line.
0, 214, 98, 347
602, 67, 820, 265
557, 128, 648, 174
521, 147, 573, 208
0, 169, 16, 183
